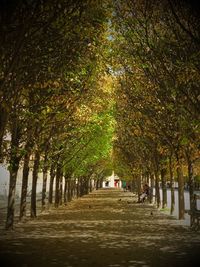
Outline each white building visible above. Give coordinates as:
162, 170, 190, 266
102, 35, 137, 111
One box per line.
102, 171, 122, 188
0, 164, 51, 198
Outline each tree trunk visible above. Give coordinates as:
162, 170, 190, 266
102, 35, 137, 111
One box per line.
86, 178, 88, 195
64, 175, 68, 204
100, 177, 103, 188
0, 107, 9, 159
89, 178, 93, 192
31, 150, 40, 218
48, 163, 55, 205
149, 173, 154, 204
41, 165, 48, 210
176, 156, 185, 220
153, 150, 161, 208
6, 159, 20, 229
137, 174, 141, 202
161, 168, 167, 209
131, 178, 135, 192
59, 172, 63, 205
55, 163, 62, 208
41, 148, 49, 210
96, 179, 99, 190
77, 178, 81, 197
20, 151, 31, 220
67, 179, 72, 201
71, 179, 74, 199
5, 115, 21, 230
93, 180, 96, 190
154, 169, 160, 208
79, 177, 83, 196
76, 179, 79, 198
185, 150, 194, 226
169, 154, 175, 215
186, 151, 194, 204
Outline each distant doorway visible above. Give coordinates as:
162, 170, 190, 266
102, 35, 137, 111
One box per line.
105, 181, 109, 187
114, 179, 119, 187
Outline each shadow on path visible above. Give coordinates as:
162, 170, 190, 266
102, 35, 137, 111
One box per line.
0, 188, 199, 267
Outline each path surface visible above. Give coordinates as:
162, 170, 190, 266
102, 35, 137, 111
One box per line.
0, 188, 200, 267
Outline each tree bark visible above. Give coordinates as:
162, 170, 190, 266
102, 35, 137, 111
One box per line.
5, 115, 21, 230
161, 168, 167, 209
64, 175, 68, 204
67, 179, 72, 201
41, 165, 48, 210
77, 178, 81, 197
176, 156, 185, 220
188, 159, 194, 200
71, 179, 75, 199
149, 173, 154, 204
59, 172, 63, 205
0, 107, 9, 159
154, 169, 160, 208
55, 163, 62, 208
41, 148, 49, 210
169, 154, 175, 215
137, 174, 141, 202
153, 150, 161, 208
31, 150, 40, 218
96, 179, 99, 190
80, 177, 83, 196
86, 177, 89, 194
6, 159, 20, 229
48, 163, 55, 205
19, 151, 31, 220
89, 178, 93, 192
100, 177, 103, 188
185, 149, 195, 226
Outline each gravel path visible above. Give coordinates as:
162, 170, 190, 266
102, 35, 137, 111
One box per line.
0, 188, 199, 267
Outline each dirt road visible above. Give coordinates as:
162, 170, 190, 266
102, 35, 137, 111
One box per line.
0, 188, 199, 267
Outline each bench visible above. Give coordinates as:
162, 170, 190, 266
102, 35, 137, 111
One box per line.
189, 194, 200, 231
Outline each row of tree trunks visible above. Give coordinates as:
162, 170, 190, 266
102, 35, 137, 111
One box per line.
136, 150, 195, 222
52, 171, 96, 208
150, 150, 187, 221
6, 149, 96, 229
